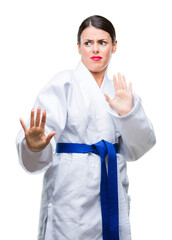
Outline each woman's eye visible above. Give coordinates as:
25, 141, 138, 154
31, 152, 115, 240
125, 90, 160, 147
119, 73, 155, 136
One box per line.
100, 41, 107, 45
84, 42, 91, 46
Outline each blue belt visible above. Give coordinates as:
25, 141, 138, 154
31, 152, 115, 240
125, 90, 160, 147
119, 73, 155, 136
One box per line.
56, 140, 119, 240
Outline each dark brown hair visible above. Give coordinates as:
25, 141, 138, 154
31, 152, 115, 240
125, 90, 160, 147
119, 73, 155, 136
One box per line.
77, 15, 116, 44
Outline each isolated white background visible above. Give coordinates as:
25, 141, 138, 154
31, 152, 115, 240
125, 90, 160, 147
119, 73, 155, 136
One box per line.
0, 0, 171, 239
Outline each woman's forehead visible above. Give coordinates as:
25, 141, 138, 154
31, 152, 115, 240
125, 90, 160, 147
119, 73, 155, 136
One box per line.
81, 26, 111, 40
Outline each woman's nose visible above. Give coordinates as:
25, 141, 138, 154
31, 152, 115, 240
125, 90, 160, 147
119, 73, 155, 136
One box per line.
92, 43, 99, 53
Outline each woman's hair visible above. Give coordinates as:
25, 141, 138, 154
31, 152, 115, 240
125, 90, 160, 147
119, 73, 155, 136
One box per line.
77, 15, 116, 44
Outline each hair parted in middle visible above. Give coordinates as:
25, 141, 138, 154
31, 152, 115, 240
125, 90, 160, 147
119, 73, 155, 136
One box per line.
77, 15, 116, 44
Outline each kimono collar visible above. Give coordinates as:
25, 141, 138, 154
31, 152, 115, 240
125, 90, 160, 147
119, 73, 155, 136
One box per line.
74, 60, 108, 91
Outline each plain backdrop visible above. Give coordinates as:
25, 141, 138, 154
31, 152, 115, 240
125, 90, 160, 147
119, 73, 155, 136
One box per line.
0, 0, 171, 239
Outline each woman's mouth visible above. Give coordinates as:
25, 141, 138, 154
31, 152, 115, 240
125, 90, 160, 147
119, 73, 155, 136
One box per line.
91, 56, 102, 61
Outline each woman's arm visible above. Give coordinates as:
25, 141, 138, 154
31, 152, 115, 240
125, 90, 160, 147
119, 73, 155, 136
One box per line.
105, 73, 156, 161
16, 71, 71, 173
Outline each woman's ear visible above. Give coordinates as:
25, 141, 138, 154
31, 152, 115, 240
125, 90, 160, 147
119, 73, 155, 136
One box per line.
112, 40, 117, 53
77, 42, 81, 54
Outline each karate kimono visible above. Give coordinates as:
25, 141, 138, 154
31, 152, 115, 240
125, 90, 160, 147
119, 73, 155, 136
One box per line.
16, 61, 156, 240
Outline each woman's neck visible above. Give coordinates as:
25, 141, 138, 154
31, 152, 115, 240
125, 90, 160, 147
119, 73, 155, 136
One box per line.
90, 68, 107, 88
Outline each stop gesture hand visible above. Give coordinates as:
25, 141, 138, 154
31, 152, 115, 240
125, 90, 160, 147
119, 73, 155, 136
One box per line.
105, 73, 132, 116
20, 107, 56, 152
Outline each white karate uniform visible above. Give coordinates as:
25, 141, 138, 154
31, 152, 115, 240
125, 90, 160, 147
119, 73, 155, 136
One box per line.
16, 61, 156, 240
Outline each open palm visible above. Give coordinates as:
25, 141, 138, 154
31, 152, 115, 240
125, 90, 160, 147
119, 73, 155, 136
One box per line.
20, 107, 56, 152
105, 73, 133, 116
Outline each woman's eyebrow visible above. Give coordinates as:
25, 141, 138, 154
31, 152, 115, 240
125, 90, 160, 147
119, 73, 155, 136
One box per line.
84, 39, 108, 41
97, 39, 108, 41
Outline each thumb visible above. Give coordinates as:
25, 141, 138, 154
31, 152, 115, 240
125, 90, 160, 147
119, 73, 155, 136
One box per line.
20, 118, 27, 133
104, 93, 111, 103
46, 131, 56, 143
128, 82, 132, 93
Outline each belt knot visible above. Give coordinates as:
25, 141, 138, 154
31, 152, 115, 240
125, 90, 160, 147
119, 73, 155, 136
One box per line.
92, 140, 107, 160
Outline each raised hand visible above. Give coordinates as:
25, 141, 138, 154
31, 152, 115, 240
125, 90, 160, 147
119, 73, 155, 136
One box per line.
104, 73, 133, 116
20, 107, 56, 152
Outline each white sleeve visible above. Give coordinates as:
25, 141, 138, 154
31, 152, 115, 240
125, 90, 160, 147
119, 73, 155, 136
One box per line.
16, 71, 71, 174
108, 91, 156, 161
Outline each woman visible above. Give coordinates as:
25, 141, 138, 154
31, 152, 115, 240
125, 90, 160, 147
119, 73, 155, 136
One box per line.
16, 15, 156, 240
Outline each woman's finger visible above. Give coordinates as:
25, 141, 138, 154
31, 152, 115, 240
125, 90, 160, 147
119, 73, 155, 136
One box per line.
46, 131, 56, 143
35, 107, 41, 127
40, 110, 46, 129
113, 75, 118, 91
104, 93, 111, 103
128, 82, 132, 93
20, 118, 27, 133
117, 72, 123, 89
30, 108, 34, 128
122, 75, 127, 90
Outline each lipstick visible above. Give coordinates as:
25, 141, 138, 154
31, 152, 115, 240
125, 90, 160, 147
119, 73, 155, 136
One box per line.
91, 56, 102, 61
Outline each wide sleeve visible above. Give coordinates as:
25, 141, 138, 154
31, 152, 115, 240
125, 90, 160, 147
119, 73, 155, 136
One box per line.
16, 71, 71, 174
108, 91, 156, 161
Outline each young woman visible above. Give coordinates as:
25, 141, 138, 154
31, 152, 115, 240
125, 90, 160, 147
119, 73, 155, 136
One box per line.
16, 15, 156, 240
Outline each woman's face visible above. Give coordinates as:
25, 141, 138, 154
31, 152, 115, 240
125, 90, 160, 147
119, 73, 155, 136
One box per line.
77, 26, 117, 74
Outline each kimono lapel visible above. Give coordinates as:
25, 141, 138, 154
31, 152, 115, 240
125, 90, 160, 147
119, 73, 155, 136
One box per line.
73, 61, 115, 141
73, 61, 109, 118
74, 61, 108, 95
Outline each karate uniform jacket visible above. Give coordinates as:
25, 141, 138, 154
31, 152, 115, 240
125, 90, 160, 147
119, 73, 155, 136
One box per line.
16, 61, 156, 240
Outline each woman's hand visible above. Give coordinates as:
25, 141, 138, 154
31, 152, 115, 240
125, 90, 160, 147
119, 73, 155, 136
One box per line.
104, 73, 133, 116
20, 107, 56, 152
